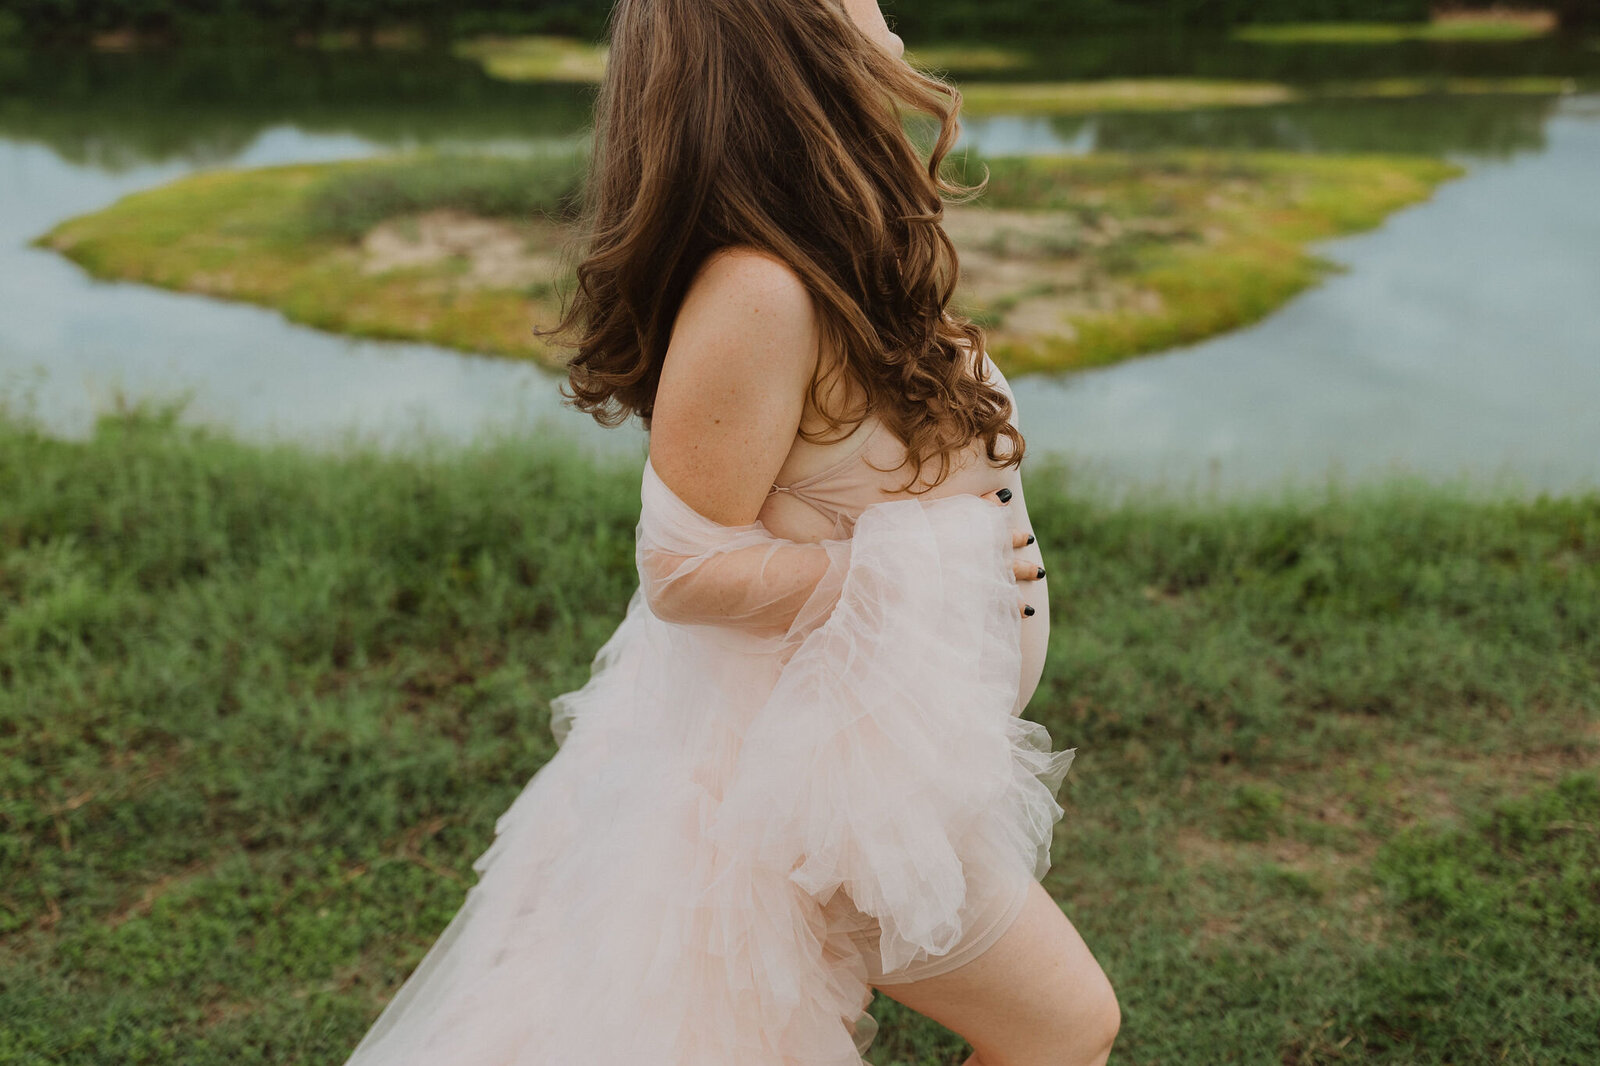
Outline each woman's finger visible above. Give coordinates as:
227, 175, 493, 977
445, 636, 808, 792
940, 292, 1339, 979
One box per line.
1013, 558, 1045, 582
979, 487, 1013, 507
1011, 528, 1033, 550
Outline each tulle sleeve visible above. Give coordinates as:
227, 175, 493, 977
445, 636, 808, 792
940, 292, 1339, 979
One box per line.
637, 538, 851, 643
634, 460, 855, 649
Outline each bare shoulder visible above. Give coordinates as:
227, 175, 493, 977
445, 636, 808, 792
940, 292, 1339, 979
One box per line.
650, 246, 822, 525
663, 244, 820, 401
678, 246, 818, 341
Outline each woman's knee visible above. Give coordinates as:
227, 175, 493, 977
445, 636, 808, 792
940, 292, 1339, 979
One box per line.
1033, 962, 1119, 1065
962, 957, 1119, 1066
1077, 967, 1121, 1060
874, 882, 1121, 1066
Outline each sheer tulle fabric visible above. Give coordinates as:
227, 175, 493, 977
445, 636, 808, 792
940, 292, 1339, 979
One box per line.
342, 458, 1076, 1065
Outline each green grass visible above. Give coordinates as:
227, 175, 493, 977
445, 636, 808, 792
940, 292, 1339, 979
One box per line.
1, 406, 1597, 1064
452, 34, 608, 83
902, 43, 1033, 75
1326, 76, 1584, 98
299, 150, 586, 240
955, 77, 1587, 117
957, 79, 1299, 115
1361, 775, 1600, 1059
36, 149, 1459, 374
1236, 19, 1554, 45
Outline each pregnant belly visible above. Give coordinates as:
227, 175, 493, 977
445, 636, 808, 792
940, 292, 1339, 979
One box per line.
1004, 496, 1048, 716
909, 460, 1049, 716
762, 468, 1050, 717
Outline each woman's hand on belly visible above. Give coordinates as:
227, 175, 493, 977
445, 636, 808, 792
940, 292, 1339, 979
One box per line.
978, 487, 1044, 619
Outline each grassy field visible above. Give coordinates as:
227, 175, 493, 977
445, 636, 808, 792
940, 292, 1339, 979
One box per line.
1234, 14, 1556, 45
35, 149, 1458, 374
1, 407, 1596, 1064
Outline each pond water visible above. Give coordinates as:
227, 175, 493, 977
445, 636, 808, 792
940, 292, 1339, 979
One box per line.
1, 44, 1596, 498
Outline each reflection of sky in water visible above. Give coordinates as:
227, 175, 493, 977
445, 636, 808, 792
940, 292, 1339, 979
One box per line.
385, 134, 593, 158
957, 116, 1097, 156
2, 94, 1597, 498
958, 92, 1564, 160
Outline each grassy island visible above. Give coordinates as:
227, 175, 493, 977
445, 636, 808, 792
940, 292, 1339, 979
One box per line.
1, 408, 1596, 1063
37, 149, 1458, 373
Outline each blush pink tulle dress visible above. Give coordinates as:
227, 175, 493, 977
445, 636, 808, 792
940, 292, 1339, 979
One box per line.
341, 353, 1076, 1065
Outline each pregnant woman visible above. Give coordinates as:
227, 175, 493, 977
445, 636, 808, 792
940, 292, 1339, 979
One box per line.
342, 1, 1118, 1063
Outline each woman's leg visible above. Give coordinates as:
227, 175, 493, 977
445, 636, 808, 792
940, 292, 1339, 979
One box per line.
871, 880, 1120, 1066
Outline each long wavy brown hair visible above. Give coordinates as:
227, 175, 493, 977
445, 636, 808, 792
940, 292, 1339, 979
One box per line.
540, 0, 1024, 490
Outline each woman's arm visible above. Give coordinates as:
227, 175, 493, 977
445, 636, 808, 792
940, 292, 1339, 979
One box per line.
636, 533, 848, 638
639, 247, 841, 638
647, 246, 819, 528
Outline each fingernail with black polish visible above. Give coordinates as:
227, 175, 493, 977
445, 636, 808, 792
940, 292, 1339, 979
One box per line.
1025, 533, 1035, 545
997, 488, 1012, 503
1023, 604, 1036, 617
1036, 567, 1046, 579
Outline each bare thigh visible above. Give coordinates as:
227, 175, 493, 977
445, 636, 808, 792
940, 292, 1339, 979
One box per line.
871, 880, 1119, 1066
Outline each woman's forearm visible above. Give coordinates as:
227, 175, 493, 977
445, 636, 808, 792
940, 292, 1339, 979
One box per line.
637, 534, 852, 640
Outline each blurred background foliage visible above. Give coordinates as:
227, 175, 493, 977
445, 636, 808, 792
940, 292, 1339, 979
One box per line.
4, 0, 1594, 46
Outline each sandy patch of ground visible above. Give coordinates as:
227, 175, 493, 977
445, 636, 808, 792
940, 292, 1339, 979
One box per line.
1429, 6, 1557, 32
360, 209, 568, 290
1171, 826, 1395, 948
942, 203, 1179, 345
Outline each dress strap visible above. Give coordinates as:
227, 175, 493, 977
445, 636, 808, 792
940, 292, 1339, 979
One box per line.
764, 417, 880, 535
766, 482, 853, 533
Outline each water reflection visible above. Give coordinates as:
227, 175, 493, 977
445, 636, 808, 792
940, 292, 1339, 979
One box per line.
0, 45, 596, 170
957, 94, 1557, 159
